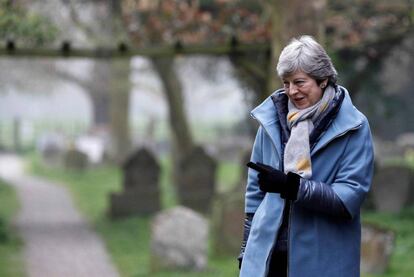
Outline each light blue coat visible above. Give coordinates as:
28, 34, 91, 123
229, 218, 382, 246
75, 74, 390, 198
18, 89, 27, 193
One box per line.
240, 87, 374, 277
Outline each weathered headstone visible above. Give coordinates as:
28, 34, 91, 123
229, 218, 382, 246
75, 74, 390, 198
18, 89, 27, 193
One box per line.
108, 148, 160, 218
64, 149, 88, 171
75, 135, 106, 164
373, 137, 405, 165
176, 146, 217, 213
212, 149, 250, 255
361, 223, 395, 274
212, 190, 244, 256
150, 206, 208, 271
37, 133, 67, 167
42, 144, 65, 167
372, 165, 414, 212
397, 132, 414, 152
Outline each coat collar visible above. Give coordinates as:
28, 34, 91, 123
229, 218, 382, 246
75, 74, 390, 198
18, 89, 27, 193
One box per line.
250, 89, 284, 158
250, 86, 365, 156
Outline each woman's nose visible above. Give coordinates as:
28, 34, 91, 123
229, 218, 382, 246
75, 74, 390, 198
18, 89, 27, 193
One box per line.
288, 84, 299, 95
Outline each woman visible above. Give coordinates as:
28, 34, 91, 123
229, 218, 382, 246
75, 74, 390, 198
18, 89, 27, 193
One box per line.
238, 35, 374, 277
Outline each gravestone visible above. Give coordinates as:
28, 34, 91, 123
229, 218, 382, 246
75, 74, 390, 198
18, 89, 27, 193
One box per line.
108, 148, 160, 218
361, 223, 395, 274
37, 133, 67, 167
64, 149, 88, 171
150, 206, 208, 272
176, 146, 217, 213
42, 143, 65, 167
397, 132, 414, 152
75, 135, 106, 164
373, 137, 405, 165
372, 165, 414, 213
212, 149, 250, 255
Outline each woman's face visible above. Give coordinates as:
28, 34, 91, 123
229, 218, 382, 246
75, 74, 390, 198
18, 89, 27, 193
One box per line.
282, 71, 325, 109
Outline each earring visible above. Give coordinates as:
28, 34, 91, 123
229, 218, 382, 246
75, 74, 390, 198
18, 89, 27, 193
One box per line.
321, 84, 325, 89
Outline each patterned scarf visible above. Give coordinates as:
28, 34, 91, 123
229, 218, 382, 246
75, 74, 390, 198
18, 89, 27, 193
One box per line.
284, 85, 336, 178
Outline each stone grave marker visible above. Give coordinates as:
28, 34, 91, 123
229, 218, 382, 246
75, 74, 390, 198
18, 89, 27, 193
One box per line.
150, 206, 208, 272
361, 223, 395, 274
37, 133, 67, 167
75, 135, 106, 165
212, 149, 250, 255
42, 144, 65, 167
397, 132, 414, 152
64, 148, 88, 171
372, 164, 414, 213
108, 148, 160, 218
176, 146, 217, 213
373, 137, 405, 165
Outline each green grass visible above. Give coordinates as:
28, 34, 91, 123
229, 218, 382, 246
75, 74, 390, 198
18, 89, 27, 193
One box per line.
30, 151, 414, 277
0, 180, 25, 277
96, 216, 237, 277
362, 207, 414, 277
159, 156, 177, 209
29, 153, 239, 277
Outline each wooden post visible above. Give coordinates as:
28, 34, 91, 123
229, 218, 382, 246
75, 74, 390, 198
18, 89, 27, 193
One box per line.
13, 117, 21, 153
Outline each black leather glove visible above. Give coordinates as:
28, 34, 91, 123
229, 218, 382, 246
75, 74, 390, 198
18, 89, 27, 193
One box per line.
237, 213, 253, 269
247, 162, 301, 200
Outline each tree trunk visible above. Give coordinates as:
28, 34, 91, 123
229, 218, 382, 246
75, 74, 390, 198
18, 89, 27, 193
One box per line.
109, 58, 131, 163
266, 0, 283, 93
230, 54, 270, 104
151, 57, 195, 192
13, 117, 21, 153
88, 60, 112, 127
229, 53, 270, 137
151, 57, 195, 157
267, 0, 327, 93
89, 91, 110, 126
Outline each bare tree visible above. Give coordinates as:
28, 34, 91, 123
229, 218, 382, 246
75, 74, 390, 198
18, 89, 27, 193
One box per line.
39, 0, 132, 162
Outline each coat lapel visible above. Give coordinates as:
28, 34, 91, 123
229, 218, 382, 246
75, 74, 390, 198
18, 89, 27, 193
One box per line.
311, 88, 364, 155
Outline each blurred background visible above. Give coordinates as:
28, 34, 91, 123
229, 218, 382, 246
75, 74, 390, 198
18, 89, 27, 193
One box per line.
0, 0, 413, 276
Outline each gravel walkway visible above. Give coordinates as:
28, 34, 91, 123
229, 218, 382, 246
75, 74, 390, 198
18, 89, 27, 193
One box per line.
0, 154, 120, 277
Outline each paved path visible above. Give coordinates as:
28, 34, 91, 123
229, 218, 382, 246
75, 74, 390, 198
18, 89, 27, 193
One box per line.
0, 154, 120, 277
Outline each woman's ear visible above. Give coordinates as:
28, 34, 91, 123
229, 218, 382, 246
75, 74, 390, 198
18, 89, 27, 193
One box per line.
320, 79, 328, 89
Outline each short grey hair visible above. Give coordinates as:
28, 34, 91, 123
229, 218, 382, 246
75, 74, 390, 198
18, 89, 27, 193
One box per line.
276, 35, 337, 85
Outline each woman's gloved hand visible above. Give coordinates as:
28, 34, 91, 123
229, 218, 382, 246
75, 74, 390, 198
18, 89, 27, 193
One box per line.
247, 162, 301, 200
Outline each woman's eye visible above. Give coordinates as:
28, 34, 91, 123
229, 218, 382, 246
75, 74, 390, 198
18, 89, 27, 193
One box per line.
295, 80, 305, 87
283, 82, 290, 88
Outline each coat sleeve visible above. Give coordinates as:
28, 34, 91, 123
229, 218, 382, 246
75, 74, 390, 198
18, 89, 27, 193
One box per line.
294, 120, 374, 219
330, 119, 374, 219
245, 126, 266, 213
295, 178, 351, 218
